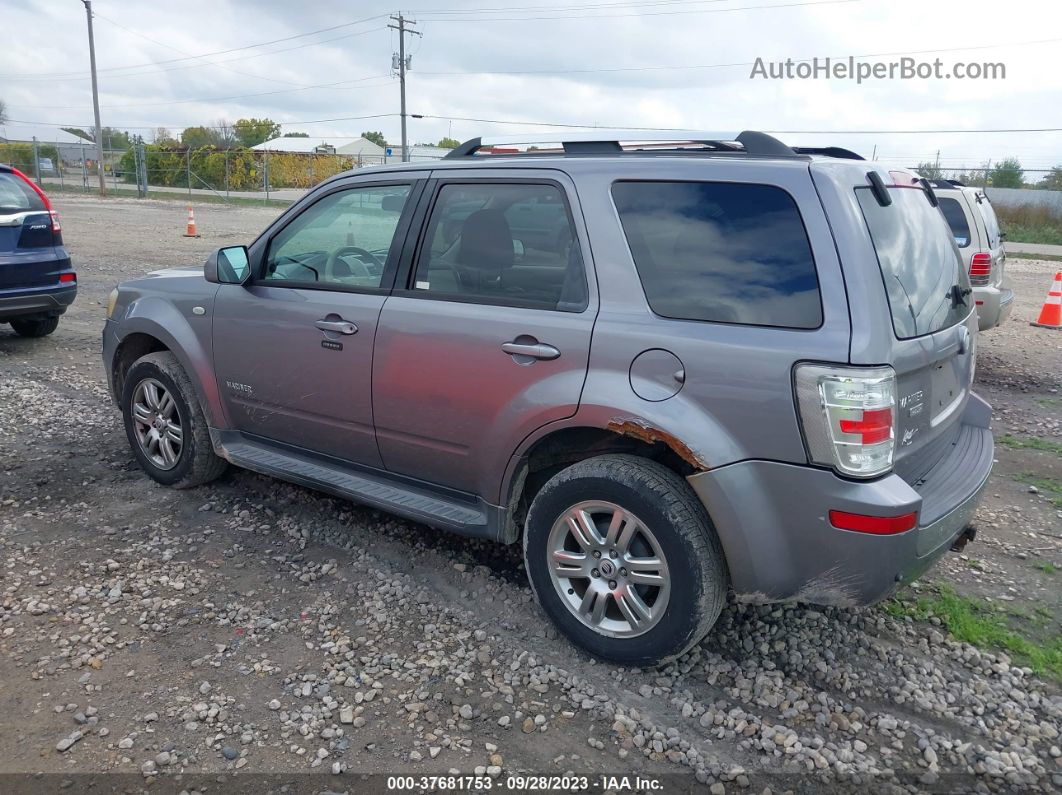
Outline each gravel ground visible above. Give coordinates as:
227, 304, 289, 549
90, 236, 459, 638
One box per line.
1, 195, 1060, 793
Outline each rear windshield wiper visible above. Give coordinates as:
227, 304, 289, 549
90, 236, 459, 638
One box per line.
947, 284, 972, 308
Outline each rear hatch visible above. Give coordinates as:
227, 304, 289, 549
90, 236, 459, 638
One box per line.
853, 180, 978, 487
0, 169, 62, 288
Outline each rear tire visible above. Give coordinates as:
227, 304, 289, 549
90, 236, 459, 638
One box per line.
121, 351, 227, 489
524, 454, 728, 666
10, 316, 59, 337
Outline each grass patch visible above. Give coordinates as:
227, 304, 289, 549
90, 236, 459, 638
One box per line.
996, 203, 1062, 246
1013, 473, 1062, 508
1035, 397, 1062, 408
883, 585, 1062, 679
1035, 562, 1058, 574
1006, 250, 1062, 263
997, 434, 1062, 457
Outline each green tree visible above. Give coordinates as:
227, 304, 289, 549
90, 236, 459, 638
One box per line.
233, 118, 280, 148
438, 136, 460, 149
1038, 166, 1062, 191
181, 126, 221, 149
153, 127, 177, 146
990, 158, 1024, 188
916, 161, 943, 180
62, 126, 93, 141
283, 131, 310, 137
361, 131, 387, 148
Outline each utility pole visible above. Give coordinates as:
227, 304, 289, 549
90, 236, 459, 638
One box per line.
389, 14, 421, 162
81, 0, 106, 196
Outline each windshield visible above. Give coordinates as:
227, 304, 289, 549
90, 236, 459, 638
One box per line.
857, 186, 970, 339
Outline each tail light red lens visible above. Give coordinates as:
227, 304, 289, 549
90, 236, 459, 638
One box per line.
10, 166, 61, 234
59, 273, 76, 284
829, 510, 918, 535
969, 252, 991, 285
839, 408, 893, 446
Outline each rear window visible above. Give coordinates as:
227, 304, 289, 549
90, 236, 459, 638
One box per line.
975, 195, 1001, 248
0, 172, 46, 213
938, 196, 971, 247
611, 181, 822, 328
857, 186, 969, 339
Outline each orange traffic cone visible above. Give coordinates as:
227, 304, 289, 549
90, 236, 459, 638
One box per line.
1031, 271, 1062, 329
183, 206, 199, 238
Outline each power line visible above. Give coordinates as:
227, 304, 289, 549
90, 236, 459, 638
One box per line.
416, 0, 861, 21
418, 35, 1062, 76
91, 11, 306, 88
13, 74, 393, 111
0, 14, 390, 80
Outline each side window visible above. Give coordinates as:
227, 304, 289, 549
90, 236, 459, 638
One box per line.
411, 183, 586, 311
263, 184, 411, 289
611, 181, 822, 329
938, 197, 971, 247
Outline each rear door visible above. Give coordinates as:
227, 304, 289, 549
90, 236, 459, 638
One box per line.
853, 183, 977, 482
371, 171, 595, 502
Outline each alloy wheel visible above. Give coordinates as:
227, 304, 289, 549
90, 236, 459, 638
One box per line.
131, 377, 183, 470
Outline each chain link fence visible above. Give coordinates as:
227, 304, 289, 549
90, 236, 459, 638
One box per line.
0, 135, 437, 203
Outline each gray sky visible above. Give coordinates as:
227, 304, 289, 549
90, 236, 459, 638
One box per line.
2, 0, 1060, 173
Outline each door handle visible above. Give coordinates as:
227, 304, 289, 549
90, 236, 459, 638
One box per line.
501, 341, 560, 360
315, 319, 358, 335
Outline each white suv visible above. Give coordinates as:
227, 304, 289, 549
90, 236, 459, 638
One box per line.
927, 180, 1013, 331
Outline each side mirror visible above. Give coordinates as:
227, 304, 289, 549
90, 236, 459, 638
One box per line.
380, 194, 405, 212
205, 245, 251, 285
512, 239, 525, 258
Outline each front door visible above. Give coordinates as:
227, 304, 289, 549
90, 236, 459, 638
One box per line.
372, 177, 596, 501
213, 180, 419, 467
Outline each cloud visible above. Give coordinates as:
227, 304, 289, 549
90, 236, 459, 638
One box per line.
1, 0, 1058, 170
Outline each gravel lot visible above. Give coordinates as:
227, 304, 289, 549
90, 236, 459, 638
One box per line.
1, 195, 1060, 793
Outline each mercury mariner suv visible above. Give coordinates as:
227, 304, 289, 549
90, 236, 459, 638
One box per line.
103, 131, 992, 665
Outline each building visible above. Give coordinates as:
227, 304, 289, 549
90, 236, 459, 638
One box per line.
0, 123, 96, 165
252, 136, 386, 160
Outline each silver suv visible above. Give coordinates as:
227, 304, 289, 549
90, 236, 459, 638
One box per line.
924, 179, 1013, 331
104, 131, 993, 665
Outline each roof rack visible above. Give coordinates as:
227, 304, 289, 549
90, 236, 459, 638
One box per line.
924, 178, 966, 190
444, 130, 809, 159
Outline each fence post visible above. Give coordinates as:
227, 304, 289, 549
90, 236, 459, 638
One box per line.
225, 150, 230, 199
57, 139, 64, 192
81, 143, 87, 190
186, 149, 192, 197
264, 150, 270, 200
32, 137, 42, 186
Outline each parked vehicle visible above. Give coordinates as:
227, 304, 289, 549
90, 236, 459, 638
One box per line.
103, 132, 991, 664
0, 164, 76, 337
922, 179, 1012, 331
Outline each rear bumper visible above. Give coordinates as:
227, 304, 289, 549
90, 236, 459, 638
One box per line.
0, 283, 77, 321
974, 284, 1014, 331
687, 393, 993, 606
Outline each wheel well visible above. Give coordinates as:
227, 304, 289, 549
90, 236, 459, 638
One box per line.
113, 333, 168, 398
508, 426, 699, 532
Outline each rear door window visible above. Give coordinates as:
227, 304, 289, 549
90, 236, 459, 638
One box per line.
937, 196, 971, 247
611, 181, 822, 328
856, 186, 969, 339
0, 172, 45, 213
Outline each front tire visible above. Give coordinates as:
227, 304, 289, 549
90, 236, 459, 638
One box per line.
524, 454, 728, 666
10, 316, 59, 337
121, 351, 227, 489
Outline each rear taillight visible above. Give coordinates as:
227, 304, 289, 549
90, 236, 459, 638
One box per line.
59, 272, 76, 284
10, 166, 61, 234
969, 252, 991, 285
829, 510, 917, 535
794, 364, 896, 478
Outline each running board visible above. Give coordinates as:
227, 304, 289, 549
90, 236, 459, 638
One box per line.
211, 430, 503, 539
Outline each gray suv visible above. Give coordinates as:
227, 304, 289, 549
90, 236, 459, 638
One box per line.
104, 131, 993, 665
